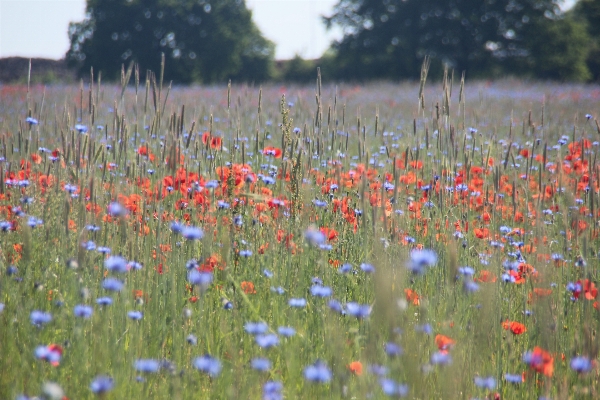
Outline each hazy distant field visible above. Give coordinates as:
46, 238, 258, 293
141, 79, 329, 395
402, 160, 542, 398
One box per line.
0, 77, 599, 399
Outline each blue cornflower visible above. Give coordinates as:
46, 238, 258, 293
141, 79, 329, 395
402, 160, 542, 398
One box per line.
380, 378, 409, 397
312, 199, 328, 207
90, 375, 114, 394
360, 263, 375, 273
570, 356, 592, 373
407, 249, 437, 274
463, 280, 480, 293
127, 261, 143, 271
192, 355, 222, 377
339, 263, 352, 274
239, 249, 253, 257
134, 359, 161, 373
83, 241, 96, 251
97, 246, 111, 254
310, 285, 332, 297
263, 269, 273, 278
107, 202, 127, 217
127, 311, 143, 320
75, 124, 88, 133
182, 226, 204, 240
170, 222, 184, 233
458, 266, 475, 276
96, 297, 113, 306
104, 255, 128, 273
288, 298, 307, 307
263, 381, 283, 400
346, 302, 372, 319
186, 334, 198, 345
26, 117, 39, 125
368, 364, 389, 376
73, 305, 93, 319
256, 334, 279, 348
474, 376, 496, 390
384, 342, 403, 356
251, 357, 271, 371
304, 361, 332, 383
244, 321, 269, 335
304, 227, 326, 246
187, 270, 213, 287
327, 300, 345, 314
270, 286, 285, 295
30, 310, 52, 326
277, 326, 296, 337
504, 373, 523, 384
430, 351, 452, 365
102, 277, 124, 292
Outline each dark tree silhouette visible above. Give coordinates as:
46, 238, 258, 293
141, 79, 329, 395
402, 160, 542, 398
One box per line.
324, 0, 590, 81
66, 0, 275, 83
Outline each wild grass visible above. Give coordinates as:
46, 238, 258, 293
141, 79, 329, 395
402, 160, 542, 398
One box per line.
0, 70, 599, 399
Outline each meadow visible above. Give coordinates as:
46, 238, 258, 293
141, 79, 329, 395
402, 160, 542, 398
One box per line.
0, 68, 600, 399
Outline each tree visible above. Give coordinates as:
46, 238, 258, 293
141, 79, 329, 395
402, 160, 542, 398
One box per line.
324, 0, 577, 80
571, 0, 600, 81
66, 0, 275, 83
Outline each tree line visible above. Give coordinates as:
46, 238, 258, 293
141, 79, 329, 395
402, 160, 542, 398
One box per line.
66, 0, 600, 83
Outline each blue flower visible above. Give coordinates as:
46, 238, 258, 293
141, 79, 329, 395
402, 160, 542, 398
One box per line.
504, 373, 523, 383
368, 364, 389, 376
74, 305, 94, 319
327, 300, 345, 314
128, 311, 143, 320
244, 321, 268, 335
256, 334, 279, 348
346, 302, 372, 319
380, 378, 408, 397
384, 342, 403, 356
90, 375, 114, 394
304, 360, 332, 383
96, 297, 113, 306
30, 310, 52, 326
277, 326, 296, 337
310, 285, 332, 297
288, 298, 307, 307
360, 263, 375, 273
26, 117, 39, 125
251, 357, 271, 371
570, 356, 592, 373
182, 226, 204, 240
239, 249, 253, 257
134, 359, 161, 373
474, 376, 496, 390
407, 249, 437, 274
75, 124, 88, 133
270, 286, 285, 294
263, 269, 273, 278
192, 355, 222, 377
430, 351, 452, 365
186, 334, 198, 345
102, 277, 124, 292
187, 270, 213, 287
104, 256, 128, 273
107, 202, 127, 217
263, 381, 283, 400
339, 263, 353, 274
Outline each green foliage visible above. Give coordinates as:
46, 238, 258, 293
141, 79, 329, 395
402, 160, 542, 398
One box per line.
572, 0, 600, 82
325, 0, 591, 81
66, 0, 275, 83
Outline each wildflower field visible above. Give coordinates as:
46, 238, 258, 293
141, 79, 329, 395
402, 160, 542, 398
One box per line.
1, 69, 600, 399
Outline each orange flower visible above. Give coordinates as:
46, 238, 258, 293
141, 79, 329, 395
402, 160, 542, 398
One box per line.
262, 146, 282, 158
502, 320, 527, 335
435, 334, 455, 351
524, 347, 554, 377
241, 281, 256, 294
404, 288, 420, 305
348, 361, 363, 376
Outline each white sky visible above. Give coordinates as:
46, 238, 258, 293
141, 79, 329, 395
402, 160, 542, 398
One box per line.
0, 0, 342, 60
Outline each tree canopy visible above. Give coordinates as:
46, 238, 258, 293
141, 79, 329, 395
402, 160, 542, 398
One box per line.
66, 0, 275, 83
324, 0, 591, 81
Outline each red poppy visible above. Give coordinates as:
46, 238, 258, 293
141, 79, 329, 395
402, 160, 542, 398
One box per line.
262, 146, 282, 158
502, 320, 527, 335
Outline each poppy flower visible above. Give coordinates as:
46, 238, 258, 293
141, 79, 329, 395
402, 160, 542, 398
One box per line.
523, 347, 553, 377
404, 288, 420, 305
502, 320, 527, 335
348, 361, 363, 375
435, 334, 455, 351
241, 281, 256, 294
262, 146, 282, 158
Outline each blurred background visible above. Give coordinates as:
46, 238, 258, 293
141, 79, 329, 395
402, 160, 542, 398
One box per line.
0, 0, 597, 83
